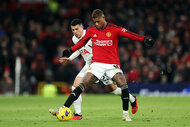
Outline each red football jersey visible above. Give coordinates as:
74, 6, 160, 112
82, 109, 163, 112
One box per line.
71, 23, 146, 66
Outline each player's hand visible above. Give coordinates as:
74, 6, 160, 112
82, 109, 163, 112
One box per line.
62, 48, 73, 57
58, 57, 70, 63
144, 37, 155, 47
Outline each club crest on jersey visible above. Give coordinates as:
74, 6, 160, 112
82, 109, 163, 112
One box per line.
106, 32, 112, 37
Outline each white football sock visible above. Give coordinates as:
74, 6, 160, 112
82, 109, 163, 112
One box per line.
123, 110, 129, 114
72, 86, 82, 115
129, 94, 135, 103
112, 87, 135, 103
111, 87, 121, 95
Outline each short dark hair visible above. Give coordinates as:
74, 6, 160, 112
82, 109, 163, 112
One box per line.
92, 9, 104, 18
70, 18, 83, 26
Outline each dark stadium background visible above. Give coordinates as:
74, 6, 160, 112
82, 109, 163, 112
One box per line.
0, 0, 190, 95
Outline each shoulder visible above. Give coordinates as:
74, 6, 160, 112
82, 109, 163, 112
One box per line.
108, 23, 121, 29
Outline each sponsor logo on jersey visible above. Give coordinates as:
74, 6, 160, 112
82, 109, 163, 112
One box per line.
106, 32, 112, 37
94, 40, 113, 46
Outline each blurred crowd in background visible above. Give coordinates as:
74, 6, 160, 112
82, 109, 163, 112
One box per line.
0, 0, 190, 95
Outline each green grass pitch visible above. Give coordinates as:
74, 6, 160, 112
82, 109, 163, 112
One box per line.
0, 94, 190, 127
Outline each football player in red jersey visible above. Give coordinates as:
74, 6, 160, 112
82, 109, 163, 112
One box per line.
53, 9, 154, 121
52, 18, 138, 120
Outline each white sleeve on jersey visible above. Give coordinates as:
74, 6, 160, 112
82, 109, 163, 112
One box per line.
69, 50, 80, 61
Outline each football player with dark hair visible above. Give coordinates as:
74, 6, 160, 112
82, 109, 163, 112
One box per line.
50, 18, 138, 120
51, 9, 154, 121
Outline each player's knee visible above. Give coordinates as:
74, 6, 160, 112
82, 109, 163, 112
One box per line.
82, 73, 98, 87
112, 73, 126, 87
80, 81, 87, 88
116, 80, 127, 87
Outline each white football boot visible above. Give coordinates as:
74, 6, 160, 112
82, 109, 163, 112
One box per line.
49, 109, 58, 116
49, 106, 65, 116
122, 112, 132, 121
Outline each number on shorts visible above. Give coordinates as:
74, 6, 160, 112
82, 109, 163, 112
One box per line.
102, 74, 109, 82
113, 64, 120, 69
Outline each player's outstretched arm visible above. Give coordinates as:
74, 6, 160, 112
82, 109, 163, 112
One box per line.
119, 27, 155, 47
58, 57, 70, 63
59, 49, 80, 63
69, 50, 80, 61
60, 50, 80, 63
119, 27, 145, 42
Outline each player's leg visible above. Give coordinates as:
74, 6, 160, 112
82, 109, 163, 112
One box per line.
101, 74, 138, 114
49, 72, 97, 117
100, 74, 121, 95
71, 64, 90, 120
105, 83, 133, 100
106, 84, 137, 114
49, 62, 103, 118
63, 72, 97, 108
49, 79, 84, 115
71, 76, 83, 120
68, 62, 105, 104
49, 76, 83, 117
105, 83, 121, 95
111, 72, 132, 121
100, 75, 121, 95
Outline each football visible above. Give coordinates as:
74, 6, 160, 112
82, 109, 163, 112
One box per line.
56, 107, 72, 121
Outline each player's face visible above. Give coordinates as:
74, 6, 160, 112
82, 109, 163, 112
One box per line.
93, 16, 106, 29
71, 24, 84, 38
